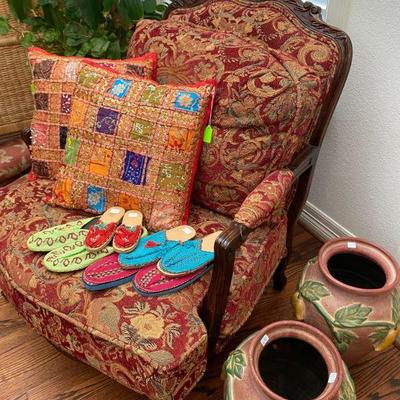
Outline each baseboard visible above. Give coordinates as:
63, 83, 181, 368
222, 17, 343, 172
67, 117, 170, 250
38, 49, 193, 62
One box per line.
299, 201, 355, 241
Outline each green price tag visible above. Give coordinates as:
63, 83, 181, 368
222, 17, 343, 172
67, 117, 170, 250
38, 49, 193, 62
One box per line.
203, 124, 213, 143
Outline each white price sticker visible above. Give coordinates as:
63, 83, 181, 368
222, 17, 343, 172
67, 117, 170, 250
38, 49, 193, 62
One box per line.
260, 334, 269, 347
328, 372, 337, 384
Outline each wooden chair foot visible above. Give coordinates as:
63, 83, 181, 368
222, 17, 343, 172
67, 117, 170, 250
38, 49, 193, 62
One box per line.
273, 257, 288, 291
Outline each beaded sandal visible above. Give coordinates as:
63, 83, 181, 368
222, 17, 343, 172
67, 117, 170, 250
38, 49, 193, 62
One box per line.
85, 207, 125, 251
43, 239, 114, 273
113, 210, 144, 253
132, 262, 213, 297
157, 231, 222, 276
27, 217, 97, 252
119, 225, 196, 269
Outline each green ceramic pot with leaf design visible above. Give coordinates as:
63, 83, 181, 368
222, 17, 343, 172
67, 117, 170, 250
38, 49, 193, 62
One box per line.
222, 320, 356, 400
293, 237, 400, 366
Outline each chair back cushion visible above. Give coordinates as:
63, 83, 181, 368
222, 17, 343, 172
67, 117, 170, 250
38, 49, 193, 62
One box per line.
129, 18, 323, 215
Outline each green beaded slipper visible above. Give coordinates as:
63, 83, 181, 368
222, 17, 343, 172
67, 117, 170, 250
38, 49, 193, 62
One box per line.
27, 217, 97, 252
43, 239, 114, 273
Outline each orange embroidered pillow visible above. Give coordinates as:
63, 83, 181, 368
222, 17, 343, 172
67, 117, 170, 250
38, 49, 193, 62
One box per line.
28, 47, 157, 179
51, 62, 215, 231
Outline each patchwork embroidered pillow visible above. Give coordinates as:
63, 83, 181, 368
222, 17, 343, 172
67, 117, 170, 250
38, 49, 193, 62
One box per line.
28, 47, 157, 179
129, 19, 322, 216
51, 62, 215, 231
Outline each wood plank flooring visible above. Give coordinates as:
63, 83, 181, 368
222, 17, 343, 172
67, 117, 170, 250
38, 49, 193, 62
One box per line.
1, 225, 399, 400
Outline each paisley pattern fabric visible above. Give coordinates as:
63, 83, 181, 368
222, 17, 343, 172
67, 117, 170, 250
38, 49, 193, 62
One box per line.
0, 176, 287, 398
27, 47, 157, 179
0, 138, 31, 185
234, 169, 294, 229
129, 17, 324, 215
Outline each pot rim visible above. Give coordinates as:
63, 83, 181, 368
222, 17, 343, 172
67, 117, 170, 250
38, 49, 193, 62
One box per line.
318, 237, 400, 296
249, 320, 344, 400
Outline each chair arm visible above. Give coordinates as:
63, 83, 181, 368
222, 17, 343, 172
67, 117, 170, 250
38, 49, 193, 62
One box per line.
234, 169, 295, 230
289, 143, 319, 179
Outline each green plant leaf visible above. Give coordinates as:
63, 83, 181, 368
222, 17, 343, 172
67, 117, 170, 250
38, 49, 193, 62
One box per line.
107, 40, 121, 59
63, 22, 91, 46
20, 31, 37, 47
224, 349, 247, 379
368, 326, 391, 346
143, 0, 157, 14
333, 328, 358, 354
7, 0, 32, 21
43, 27, 60, 43
73, 0, 103, 29
118, 0, 144, 24
88, 37, 110, 58
339, 364, 357, 400
334, 304, 372, 328
392, 287, 400, 325
299, 281, 330, 302
102, 0, 115, 12
0, 16, 10, 35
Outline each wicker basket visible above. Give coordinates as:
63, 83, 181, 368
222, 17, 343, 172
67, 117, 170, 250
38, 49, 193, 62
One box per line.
0, 0, 33, 139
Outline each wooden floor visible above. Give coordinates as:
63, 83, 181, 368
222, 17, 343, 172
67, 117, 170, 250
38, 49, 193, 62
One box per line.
1, 225, 400, 400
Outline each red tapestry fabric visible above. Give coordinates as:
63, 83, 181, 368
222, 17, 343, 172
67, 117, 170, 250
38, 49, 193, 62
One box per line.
234, 169, 294, 229
168, 0, 340, 96
0, 138, 31, 185
129, 19, 322, 216
0, 177, 287, 397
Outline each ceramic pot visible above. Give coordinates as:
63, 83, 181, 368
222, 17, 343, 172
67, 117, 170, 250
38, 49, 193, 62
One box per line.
222, 320, 356, 400
293, 237, 400, 366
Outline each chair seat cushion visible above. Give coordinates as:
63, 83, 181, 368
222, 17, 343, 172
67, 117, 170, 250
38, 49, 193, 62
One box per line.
0, 176, 287, 398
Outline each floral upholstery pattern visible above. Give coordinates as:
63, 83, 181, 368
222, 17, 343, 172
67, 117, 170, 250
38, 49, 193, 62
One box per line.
234, 169, 294, 229
0, 176, 287, 398
129, 18, 323, 216
0, 138, 31, 185
168, 0, 339, 96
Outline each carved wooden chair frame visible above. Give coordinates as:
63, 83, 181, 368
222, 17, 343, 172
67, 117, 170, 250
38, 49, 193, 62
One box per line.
162, 0, 353, 353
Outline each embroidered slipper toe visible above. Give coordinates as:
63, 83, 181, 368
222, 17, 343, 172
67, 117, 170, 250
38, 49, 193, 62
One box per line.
44, 239, 114, 273
82, 254, 138, 291
157, 230, 222, 276
132, 263, 213, 297
113, 210, 144, 253
85, 207, 125, 251
27, 217, 96, 252
119, 225, 196, 269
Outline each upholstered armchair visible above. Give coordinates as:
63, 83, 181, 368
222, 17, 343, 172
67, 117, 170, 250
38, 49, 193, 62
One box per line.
0, 1, 352, 399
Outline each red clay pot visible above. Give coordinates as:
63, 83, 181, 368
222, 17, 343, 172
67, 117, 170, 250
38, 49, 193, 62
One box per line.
222, 320, 356, 400
293, 237, 400, 366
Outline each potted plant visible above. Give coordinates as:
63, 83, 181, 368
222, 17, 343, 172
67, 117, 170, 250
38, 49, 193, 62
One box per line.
0, 0, 168, 58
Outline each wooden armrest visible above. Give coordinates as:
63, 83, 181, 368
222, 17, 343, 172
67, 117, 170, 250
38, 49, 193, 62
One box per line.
289, 143, 319, 179
201, 222, 250, 353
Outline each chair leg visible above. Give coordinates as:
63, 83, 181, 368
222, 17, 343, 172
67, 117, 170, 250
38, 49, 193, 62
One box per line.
273, 256, 288, 290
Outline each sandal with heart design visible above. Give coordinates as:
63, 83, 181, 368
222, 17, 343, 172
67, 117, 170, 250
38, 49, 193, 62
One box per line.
119, 225, 196, 269
132, 262, 213, 297
85, 207, 125, 251
113, 210, 144, 253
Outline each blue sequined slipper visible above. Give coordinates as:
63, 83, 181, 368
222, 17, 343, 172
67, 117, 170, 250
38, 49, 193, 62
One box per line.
157, 231, 222, 276
119, 225, 196, 269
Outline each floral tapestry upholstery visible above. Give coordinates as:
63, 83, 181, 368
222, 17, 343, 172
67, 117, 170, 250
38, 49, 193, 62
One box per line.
0, 176, 287, 398
129, 18, 322, 216
0, 138, 31, 185
168, 0, 340, 97
234, 169, 294, 229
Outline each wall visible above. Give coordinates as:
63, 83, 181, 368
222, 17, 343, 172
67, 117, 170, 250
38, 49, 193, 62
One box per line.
303, 0, 400, 257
